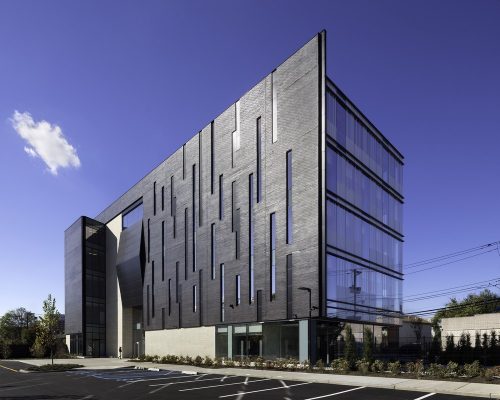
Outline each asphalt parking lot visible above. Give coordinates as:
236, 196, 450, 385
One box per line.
0, 361, 492, 400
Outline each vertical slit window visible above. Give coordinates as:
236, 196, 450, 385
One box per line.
184, 208, 188, 280
235, 208, 240, 260
147, 285, 150, 326
220, 263, 225, 322
231, 181, 236, 232
162, 221, 165, 281
182, 144, 186, 180
256, 117, 262, 203
198, 133, 203, 225
211, 223, 216, 280
232, 100, 240, 168
152, 261, 155, 317
270, 212, 276, 300
153, 181, 156, 216
162, 308, 165, 329
219, 174, 224, 220
193, 285, 197, 313
175, 262, 179, 303
210, 121, 215, 194
272, 71, 277, 143
286, 150, 293, 244
192, 164, 197, 272
236, 275, 241, 306
168, 279, 172, 316
170, 176, 174, 216
249, 174, 254, 303
173, 214, 176, 238
286, 254, 293, 319
161, 186, 164, 211
147, 219, 150, 263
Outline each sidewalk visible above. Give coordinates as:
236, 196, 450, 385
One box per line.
17, 358, 500, 398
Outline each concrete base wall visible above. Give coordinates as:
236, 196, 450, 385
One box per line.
145, 327, 215, 358
65, 335, 71, 352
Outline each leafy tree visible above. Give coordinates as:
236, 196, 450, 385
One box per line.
432, 289, 500, 333
482, 333, 489, 350
32, 295, 61, 365
473, 332, 482, 359
408, 316, 425, 344
445, 334, 455, 361
362, 327, 374, 362
343, 324, 357, 369
0, 308, 37, 358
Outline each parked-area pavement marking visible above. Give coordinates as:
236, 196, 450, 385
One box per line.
413, 394, 436, 400
179, 378, 271, 392
218, 382, 312, 398
304, 386, 366, 400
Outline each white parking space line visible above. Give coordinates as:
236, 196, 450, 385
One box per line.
413, 394, 436, 400
148, 376, 240, 394
0, 382, 50, 392
179, 378, 271, 391
118, 374, 195, 388
218, 382, 311, 398
304, 386, 366, 400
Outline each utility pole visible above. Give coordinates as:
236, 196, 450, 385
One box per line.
350, 269, 362, 319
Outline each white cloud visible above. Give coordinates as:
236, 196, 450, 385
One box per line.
11, 111, 81, 175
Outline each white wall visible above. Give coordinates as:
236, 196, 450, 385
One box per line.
145, 327, 216, 358
441, 313, 500, 347
106, 214, 123, 357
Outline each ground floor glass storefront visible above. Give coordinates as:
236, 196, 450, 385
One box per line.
216, 321, 301, 360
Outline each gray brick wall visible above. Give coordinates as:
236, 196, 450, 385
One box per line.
94, 34, 322, 330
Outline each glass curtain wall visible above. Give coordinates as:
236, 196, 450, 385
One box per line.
325, 87, 403, 325
326, 90, 403, 194
84, 219, 106, 357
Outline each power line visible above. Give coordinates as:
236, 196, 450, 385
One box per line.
404, 278, 500, 300
405, 248, 497, 275
405, 241, 499, 268
405, 297, 500, 317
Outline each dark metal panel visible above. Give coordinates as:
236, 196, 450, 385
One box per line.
116, 221, 145, 307
65, 217, 83, 334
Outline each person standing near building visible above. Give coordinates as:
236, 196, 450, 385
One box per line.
119, 346, 122, 359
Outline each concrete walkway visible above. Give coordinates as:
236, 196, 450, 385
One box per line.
16, 358, 500, 398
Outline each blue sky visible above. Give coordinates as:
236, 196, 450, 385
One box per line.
0, 0, 499, 317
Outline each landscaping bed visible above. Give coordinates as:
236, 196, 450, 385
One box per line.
132, 354, 500, 384
26, 363, 84, 372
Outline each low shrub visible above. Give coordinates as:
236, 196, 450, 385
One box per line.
355, 359, 371, 374
445, 361, 460, 377
484, 366, 500, 381
370, 359, 385, 373
427, 363, 445, 379
212, 357, 222, 367
144, 355, 154, 362
193, 355, 203, 366
406, 360, 424, 377
254, 356, 264, 368
331, 358, 350, 373
204, 356, 213, 367
463, 360, 482, 378
315, 359, 325, 372
387, 361, 401, 375
185, 355, 193, 365
167, 354, 179, 364
225, 359, 235, 367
